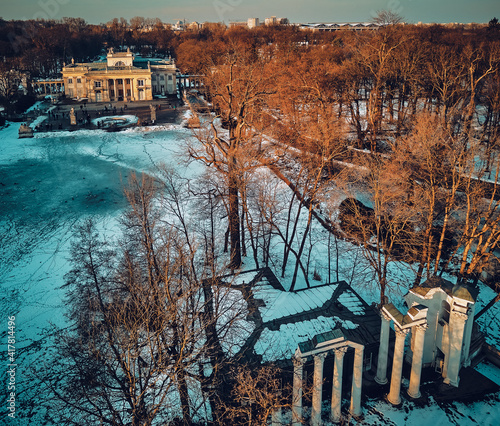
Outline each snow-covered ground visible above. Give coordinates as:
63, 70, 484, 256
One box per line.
1, 114, 499, 424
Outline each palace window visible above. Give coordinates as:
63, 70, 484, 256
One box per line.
160, 74, 164, 80
168, 75, 173, 81
137, 79, 145, 87
125, 79, 130, 84
117, 79, 123, 85
68, 78, 73, 84
76, 78, 81, 84
94, 81, 102, 88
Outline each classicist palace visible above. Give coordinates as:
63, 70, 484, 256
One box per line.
61, 48, 177, 102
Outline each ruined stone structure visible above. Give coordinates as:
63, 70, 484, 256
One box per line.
215, 269, 486, 424
376, 303, 429, 403
403, 277, 478, 387
293, 331, 364, 425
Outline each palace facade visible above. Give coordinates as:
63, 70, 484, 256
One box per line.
61, 48, 177, 102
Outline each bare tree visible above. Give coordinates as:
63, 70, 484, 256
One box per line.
189, 46, 277, 269
222, 363, 291, 426
371, 10, 404, 26
34, 174, 249, 425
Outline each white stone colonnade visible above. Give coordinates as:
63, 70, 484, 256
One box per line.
376, 304, 428, 405
443, 310, 468, 387
292, 339, 364, 425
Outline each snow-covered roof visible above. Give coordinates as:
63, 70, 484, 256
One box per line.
409, 276, 478, 303
223, 268, 381, 363
254, 280, 340, 322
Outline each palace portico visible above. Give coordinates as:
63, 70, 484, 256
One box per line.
62, 48, 177, 103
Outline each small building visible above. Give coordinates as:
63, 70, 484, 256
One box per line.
61, 48, 177, 102
265, 16, 277, 26
266, 17, 289, 26
187, 21, 200, 31
247, 17, 260, 29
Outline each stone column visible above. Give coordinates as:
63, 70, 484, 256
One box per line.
331, 347, 347, 423
444, 310, 468, 387
133, 79, 139, 101
106, 79, 111, 102
407, 324, 427, 399
375, 310, 392, 385
292, 356, 305, 426
387, 326, 409, 405
350, 346, 364, 417
311, 352, 327, 426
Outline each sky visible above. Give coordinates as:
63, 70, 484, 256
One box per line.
0, 0, 499, 25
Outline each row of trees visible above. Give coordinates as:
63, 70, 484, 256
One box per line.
183, 24, 500, 305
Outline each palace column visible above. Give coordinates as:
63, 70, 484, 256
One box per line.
133, 78, 139, 101
444, 310, 468, 387
109, 79, 113, 101
407, 324, 427, 399
292, 356, 305, 426
331, 347, 347, 423
375, 310, 392, 384
106, 79, 111, 102
350, 345, 364, 417
311, 352, 327, 426
387, 326, 409, 405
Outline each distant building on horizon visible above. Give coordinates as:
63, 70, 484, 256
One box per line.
228, 21, 248, 28
247, 17, 260, 29
299, 22, 382, 31
229, 16, 288, 29
265, 16, 277, 26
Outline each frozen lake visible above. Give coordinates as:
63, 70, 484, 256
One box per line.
1, 122, 196, 335
0, 121, 198, 422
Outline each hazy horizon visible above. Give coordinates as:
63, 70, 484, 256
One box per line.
1, 0, 499, 26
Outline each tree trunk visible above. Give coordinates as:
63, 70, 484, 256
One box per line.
228, 169, 242, 269
475, 292, 500, 320
228, 156, 241, 269
177, 367, 192, 425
